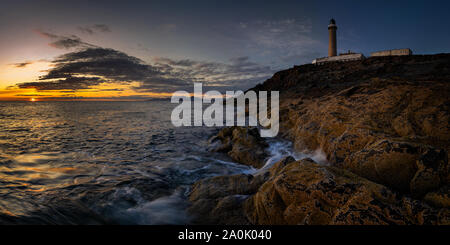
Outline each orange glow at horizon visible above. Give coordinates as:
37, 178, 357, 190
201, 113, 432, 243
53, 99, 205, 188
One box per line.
0, 63, 227, 101
0, 69, 177, 101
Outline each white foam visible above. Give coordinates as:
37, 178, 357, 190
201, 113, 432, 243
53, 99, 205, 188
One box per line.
105, 187, 189, 225
309, 148, 328, 165
256, 139, 329, 174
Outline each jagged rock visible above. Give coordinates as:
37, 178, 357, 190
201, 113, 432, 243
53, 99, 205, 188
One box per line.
345, 140, 448, 196
244, 159, 449, 225
251, 55, 450, 197
189, 174, 266, 201
268, 156, 296, 177
424, 185, 450, 208
191, 54, 450, 225
187, 168, 271, 224
187, 173, 269, 224
210, 127, 269, 168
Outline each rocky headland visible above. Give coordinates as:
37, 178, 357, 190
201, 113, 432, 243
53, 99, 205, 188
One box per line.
188, 54, 450, 225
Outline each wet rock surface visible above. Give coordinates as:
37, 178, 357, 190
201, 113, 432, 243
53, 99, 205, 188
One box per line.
245, 159, 449, 225
190, 54, 450, 225
254, 55, 450, 197
209, 127, 269, 168
188, 173, 269, 224
189, 158, 449, 225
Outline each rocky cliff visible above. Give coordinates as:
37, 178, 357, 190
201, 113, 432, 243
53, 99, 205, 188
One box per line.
188, 54, 450, 225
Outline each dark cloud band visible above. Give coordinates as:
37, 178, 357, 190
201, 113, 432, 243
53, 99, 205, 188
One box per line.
17, 32, 273, 94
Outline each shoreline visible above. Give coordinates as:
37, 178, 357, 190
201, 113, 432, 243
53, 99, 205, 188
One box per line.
187, 54, 450, 225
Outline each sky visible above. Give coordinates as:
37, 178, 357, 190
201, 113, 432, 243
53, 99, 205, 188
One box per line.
1, 0, 449, 101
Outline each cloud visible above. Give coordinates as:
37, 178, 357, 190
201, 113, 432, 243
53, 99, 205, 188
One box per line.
15, 46, 192, 92
18, 33, 273, 93
17, 49, 273, 93
14, 94, 47, 97
17, 47, 159, 91
78, 24, 111, 35
23, 95, 164, 101
97, 88, 124, 92
35, 30, 94, 49
152, 56, 273, 85
50, 37, 89, 49
18, 76, 103, 91
11, 61, 34, 68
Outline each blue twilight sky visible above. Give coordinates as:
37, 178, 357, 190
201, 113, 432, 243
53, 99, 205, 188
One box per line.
0, 0, 449, 99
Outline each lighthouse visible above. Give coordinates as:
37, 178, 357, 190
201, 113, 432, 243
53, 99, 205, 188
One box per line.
311, 18, 365, 64
328, 18, 337, 57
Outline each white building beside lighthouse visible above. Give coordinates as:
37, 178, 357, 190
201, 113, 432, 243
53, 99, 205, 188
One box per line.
312, 19, 413, 64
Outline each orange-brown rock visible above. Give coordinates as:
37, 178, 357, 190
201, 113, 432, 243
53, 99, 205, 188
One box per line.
252, 54, 450, 197
244, 159, 449, 225
209, 127, 269, 168
345, 140, 448, 197
192, 54, 450, 225
188, 173, 269, 224
424, 185, 450, 208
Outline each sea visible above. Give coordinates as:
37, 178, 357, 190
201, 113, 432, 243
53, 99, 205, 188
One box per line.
0, 101, 309, 224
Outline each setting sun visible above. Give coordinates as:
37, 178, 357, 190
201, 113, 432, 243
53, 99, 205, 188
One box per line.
30, 98, 36, 102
